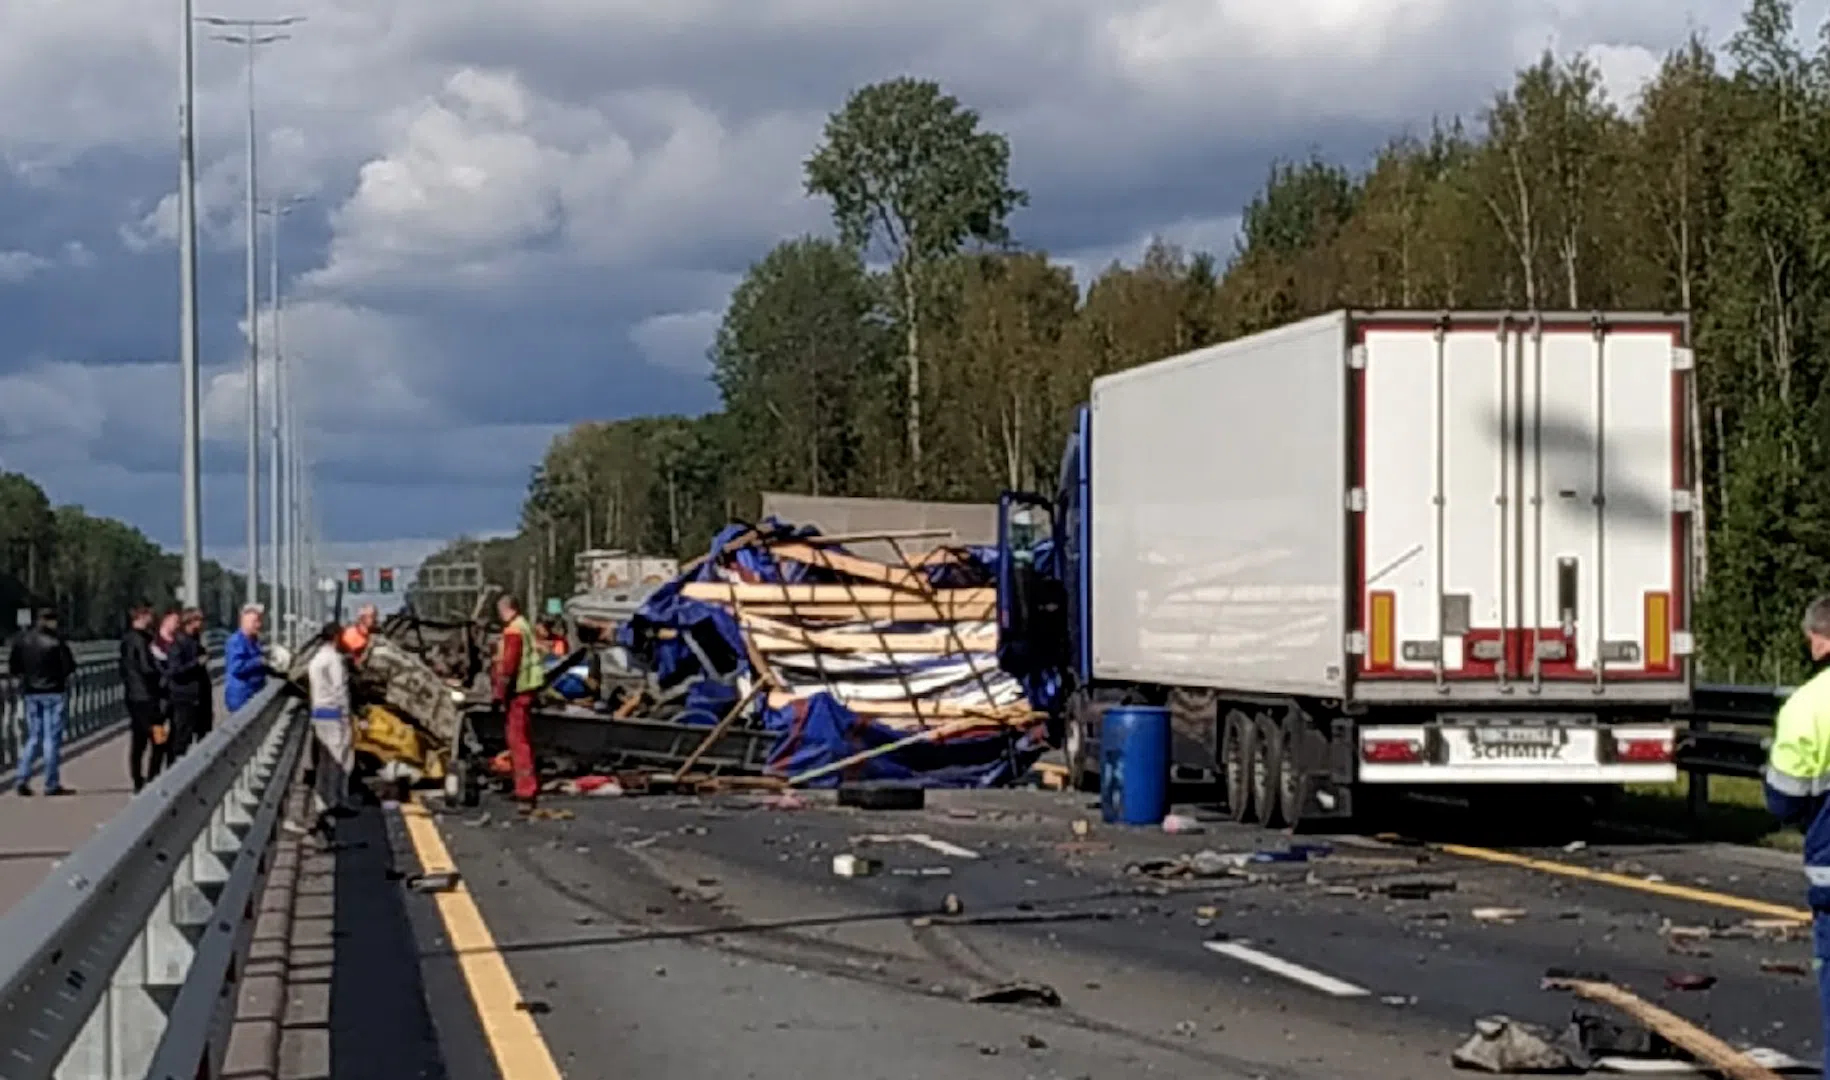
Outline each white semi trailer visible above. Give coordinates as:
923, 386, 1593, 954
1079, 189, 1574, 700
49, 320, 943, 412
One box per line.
996, 309, 1690, 826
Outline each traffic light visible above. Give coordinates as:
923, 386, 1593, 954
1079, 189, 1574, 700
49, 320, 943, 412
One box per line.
347, 567, 364, 594
378, 566, 395, 594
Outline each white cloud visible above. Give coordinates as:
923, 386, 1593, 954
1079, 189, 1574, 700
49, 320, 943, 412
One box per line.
0, 250, 51, 284
630, 310, 720, 375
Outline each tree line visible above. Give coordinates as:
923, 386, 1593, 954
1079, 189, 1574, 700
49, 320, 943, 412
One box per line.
430, 0, 1830, 682
0, 471, 250, 640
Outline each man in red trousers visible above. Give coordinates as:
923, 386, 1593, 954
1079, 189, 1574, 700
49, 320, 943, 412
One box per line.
493, 593, 544, 811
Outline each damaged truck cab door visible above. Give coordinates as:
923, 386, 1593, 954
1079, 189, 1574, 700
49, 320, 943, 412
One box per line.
996, 492, 1068, 684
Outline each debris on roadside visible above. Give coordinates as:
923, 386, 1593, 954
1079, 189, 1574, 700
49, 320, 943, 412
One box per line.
831, 853, 881, 878
1472, 907, 1528, 924
1071, 818, 1092, 838
1379, 878, 1458, 901
1450, 1016, 1574, 1073
967, 981, 1062, 1008
1021, 1033, 1049, 1050
1161, 813, 1203, 834
1759, 959, 1810, 977
1663, 972, 1717, 992
1542, 976, 1785, 1080
405, 870, 461, 893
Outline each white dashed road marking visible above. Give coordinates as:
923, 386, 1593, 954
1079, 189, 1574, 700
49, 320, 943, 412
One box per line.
1202, 940, 1371, 998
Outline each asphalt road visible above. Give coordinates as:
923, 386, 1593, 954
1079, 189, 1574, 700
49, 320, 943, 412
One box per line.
393, 786, 1825, 1079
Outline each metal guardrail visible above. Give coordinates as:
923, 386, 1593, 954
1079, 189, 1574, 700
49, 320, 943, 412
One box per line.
0, 680, 304, 1080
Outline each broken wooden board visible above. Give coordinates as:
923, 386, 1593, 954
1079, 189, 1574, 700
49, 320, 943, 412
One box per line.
681, 581, 993, 609
746, 623, 998, 655
1542, 978, 1784, 1080
733, 598, 997, 622
765, 541, 927, 589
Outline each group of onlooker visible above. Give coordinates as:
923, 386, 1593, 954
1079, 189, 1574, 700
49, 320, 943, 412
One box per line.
118, 604, 218, 792
3, 599, 288, 798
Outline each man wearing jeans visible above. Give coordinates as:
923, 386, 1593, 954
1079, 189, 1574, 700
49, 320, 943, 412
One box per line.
8, 607, 76, 796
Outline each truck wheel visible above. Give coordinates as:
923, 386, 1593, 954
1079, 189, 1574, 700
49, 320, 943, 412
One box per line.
1222, 710, 1255, 823
1253, 713, 1286, 828
1276, 714, 1305, 829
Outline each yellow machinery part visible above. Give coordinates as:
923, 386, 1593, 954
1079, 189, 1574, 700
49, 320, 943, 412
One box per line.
354, 703, 447, 781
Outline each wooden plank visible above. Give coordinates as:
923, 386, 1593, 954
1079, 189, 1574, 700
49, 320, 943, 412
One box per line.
681, 581, 993, 609
765, 542, 924, 589
1543, 979, 1782, 1080
749, 628, 998, 654
733, 599, 997, 621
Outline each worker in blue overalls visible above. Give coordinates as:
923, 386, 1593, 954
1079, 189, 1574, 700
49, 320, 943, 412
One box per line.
1764, 594, 1830, 1074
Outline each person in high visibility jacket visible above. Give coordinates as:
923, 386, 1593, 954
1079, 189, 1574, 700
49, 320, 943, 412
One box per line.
1764, 593, 1830, 1074
493, 593, 545, 809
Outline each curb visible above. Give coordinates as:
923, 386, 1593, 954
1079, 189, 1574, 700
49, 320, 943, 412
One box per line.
221, 755, 311, 1079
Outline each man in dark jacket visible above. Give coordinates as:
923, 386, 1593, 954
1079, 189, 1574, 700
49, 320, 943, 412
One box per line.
162, 608, 211, 756
9, 607, 76, 796
120, 603, 165, 792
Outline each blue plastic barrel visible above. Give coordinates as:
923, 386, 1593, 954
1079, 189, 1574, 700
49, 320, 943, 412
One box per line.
1099, 705, 1172, 826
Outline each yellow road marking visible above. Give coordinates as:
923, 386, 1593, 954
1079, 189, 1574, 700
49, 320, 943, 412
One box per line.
399, 798, 564, 1080
1437, 843, 1810, 922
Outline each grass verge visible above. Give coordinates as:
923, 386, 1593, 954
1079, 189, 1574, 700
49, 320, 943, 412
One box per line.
1615, 774, 1802, 852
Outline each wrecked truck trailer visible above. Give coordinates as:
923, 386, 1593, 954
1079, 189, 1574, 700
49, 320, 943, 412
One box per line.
613, 517, 1053, 788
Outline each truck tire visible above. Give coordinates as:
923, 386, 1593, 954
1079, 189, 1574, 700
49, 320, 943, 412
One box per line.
1222, 710, 1256, 823
1275, 712, 1305, 829
1253, 713, 1286, 828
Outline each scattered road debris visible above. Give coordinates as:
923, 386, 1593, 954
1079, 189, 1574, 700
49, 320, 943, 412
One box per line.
1071, 818, 1091, 838
967, 981, 1062, 1008
942, 892, 964, 916
1472, 907, 1528, 924
1663, 972, 1717, 992
1380, 879, 1457, 900
831, 853, 881, 878
514, 999, 552, 1015
1161, 813, 1203, 834
405, 870, 460, 893
1541, 977, 1784, 1080
1021, 1033, 1049, 1050
1759, 960, 1810, 977
1450, 1016, 1574, 1073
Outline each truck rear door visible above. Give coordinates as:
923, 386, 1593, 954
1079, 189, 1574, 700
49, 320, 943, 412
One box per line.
1353, 314, 1690, 700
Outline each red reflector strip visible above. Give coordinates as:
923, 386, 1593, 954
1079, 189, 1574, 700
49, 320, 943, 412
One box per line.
1361, 739, 1423, 764
1615, 738, 1673, 764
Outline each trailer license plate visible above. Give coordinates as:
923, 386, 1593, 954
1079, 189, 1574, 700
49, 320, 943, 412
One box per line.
1462, 726, 1574, 762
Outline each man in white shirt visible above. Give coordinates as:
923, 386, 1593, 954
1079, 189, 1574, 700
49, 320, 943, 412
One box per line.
305, 621, 357, 826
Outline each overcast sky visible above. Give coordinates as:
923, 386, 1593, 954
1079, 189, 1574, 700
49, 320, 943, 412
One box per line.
0, 0, 1813, 567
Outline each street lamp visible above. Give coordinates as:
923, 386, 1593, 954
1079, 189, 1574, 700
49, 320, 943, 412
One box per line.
260, 196, 307, 643
177, 0, 203, 607
201, 14, 302, 607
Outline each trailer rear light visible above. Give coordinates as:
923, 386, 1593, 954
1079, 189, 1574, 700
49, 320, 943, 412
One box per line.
1361, 738, 1424, 764
1612, 735, 1673, 764
1369, 591, 1394, 668
1645, 592, 1671, 668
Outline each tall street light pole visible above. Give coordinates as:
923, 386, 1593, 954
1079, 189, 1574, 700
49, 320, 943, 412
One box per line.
261, 196, 305, 644
202, 14, 301, 608
177, 0, 203, 608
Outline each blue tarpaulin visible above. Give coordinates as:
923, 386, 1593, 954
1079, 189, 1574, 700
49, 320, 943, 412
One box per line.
619, 519, 1047, 787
